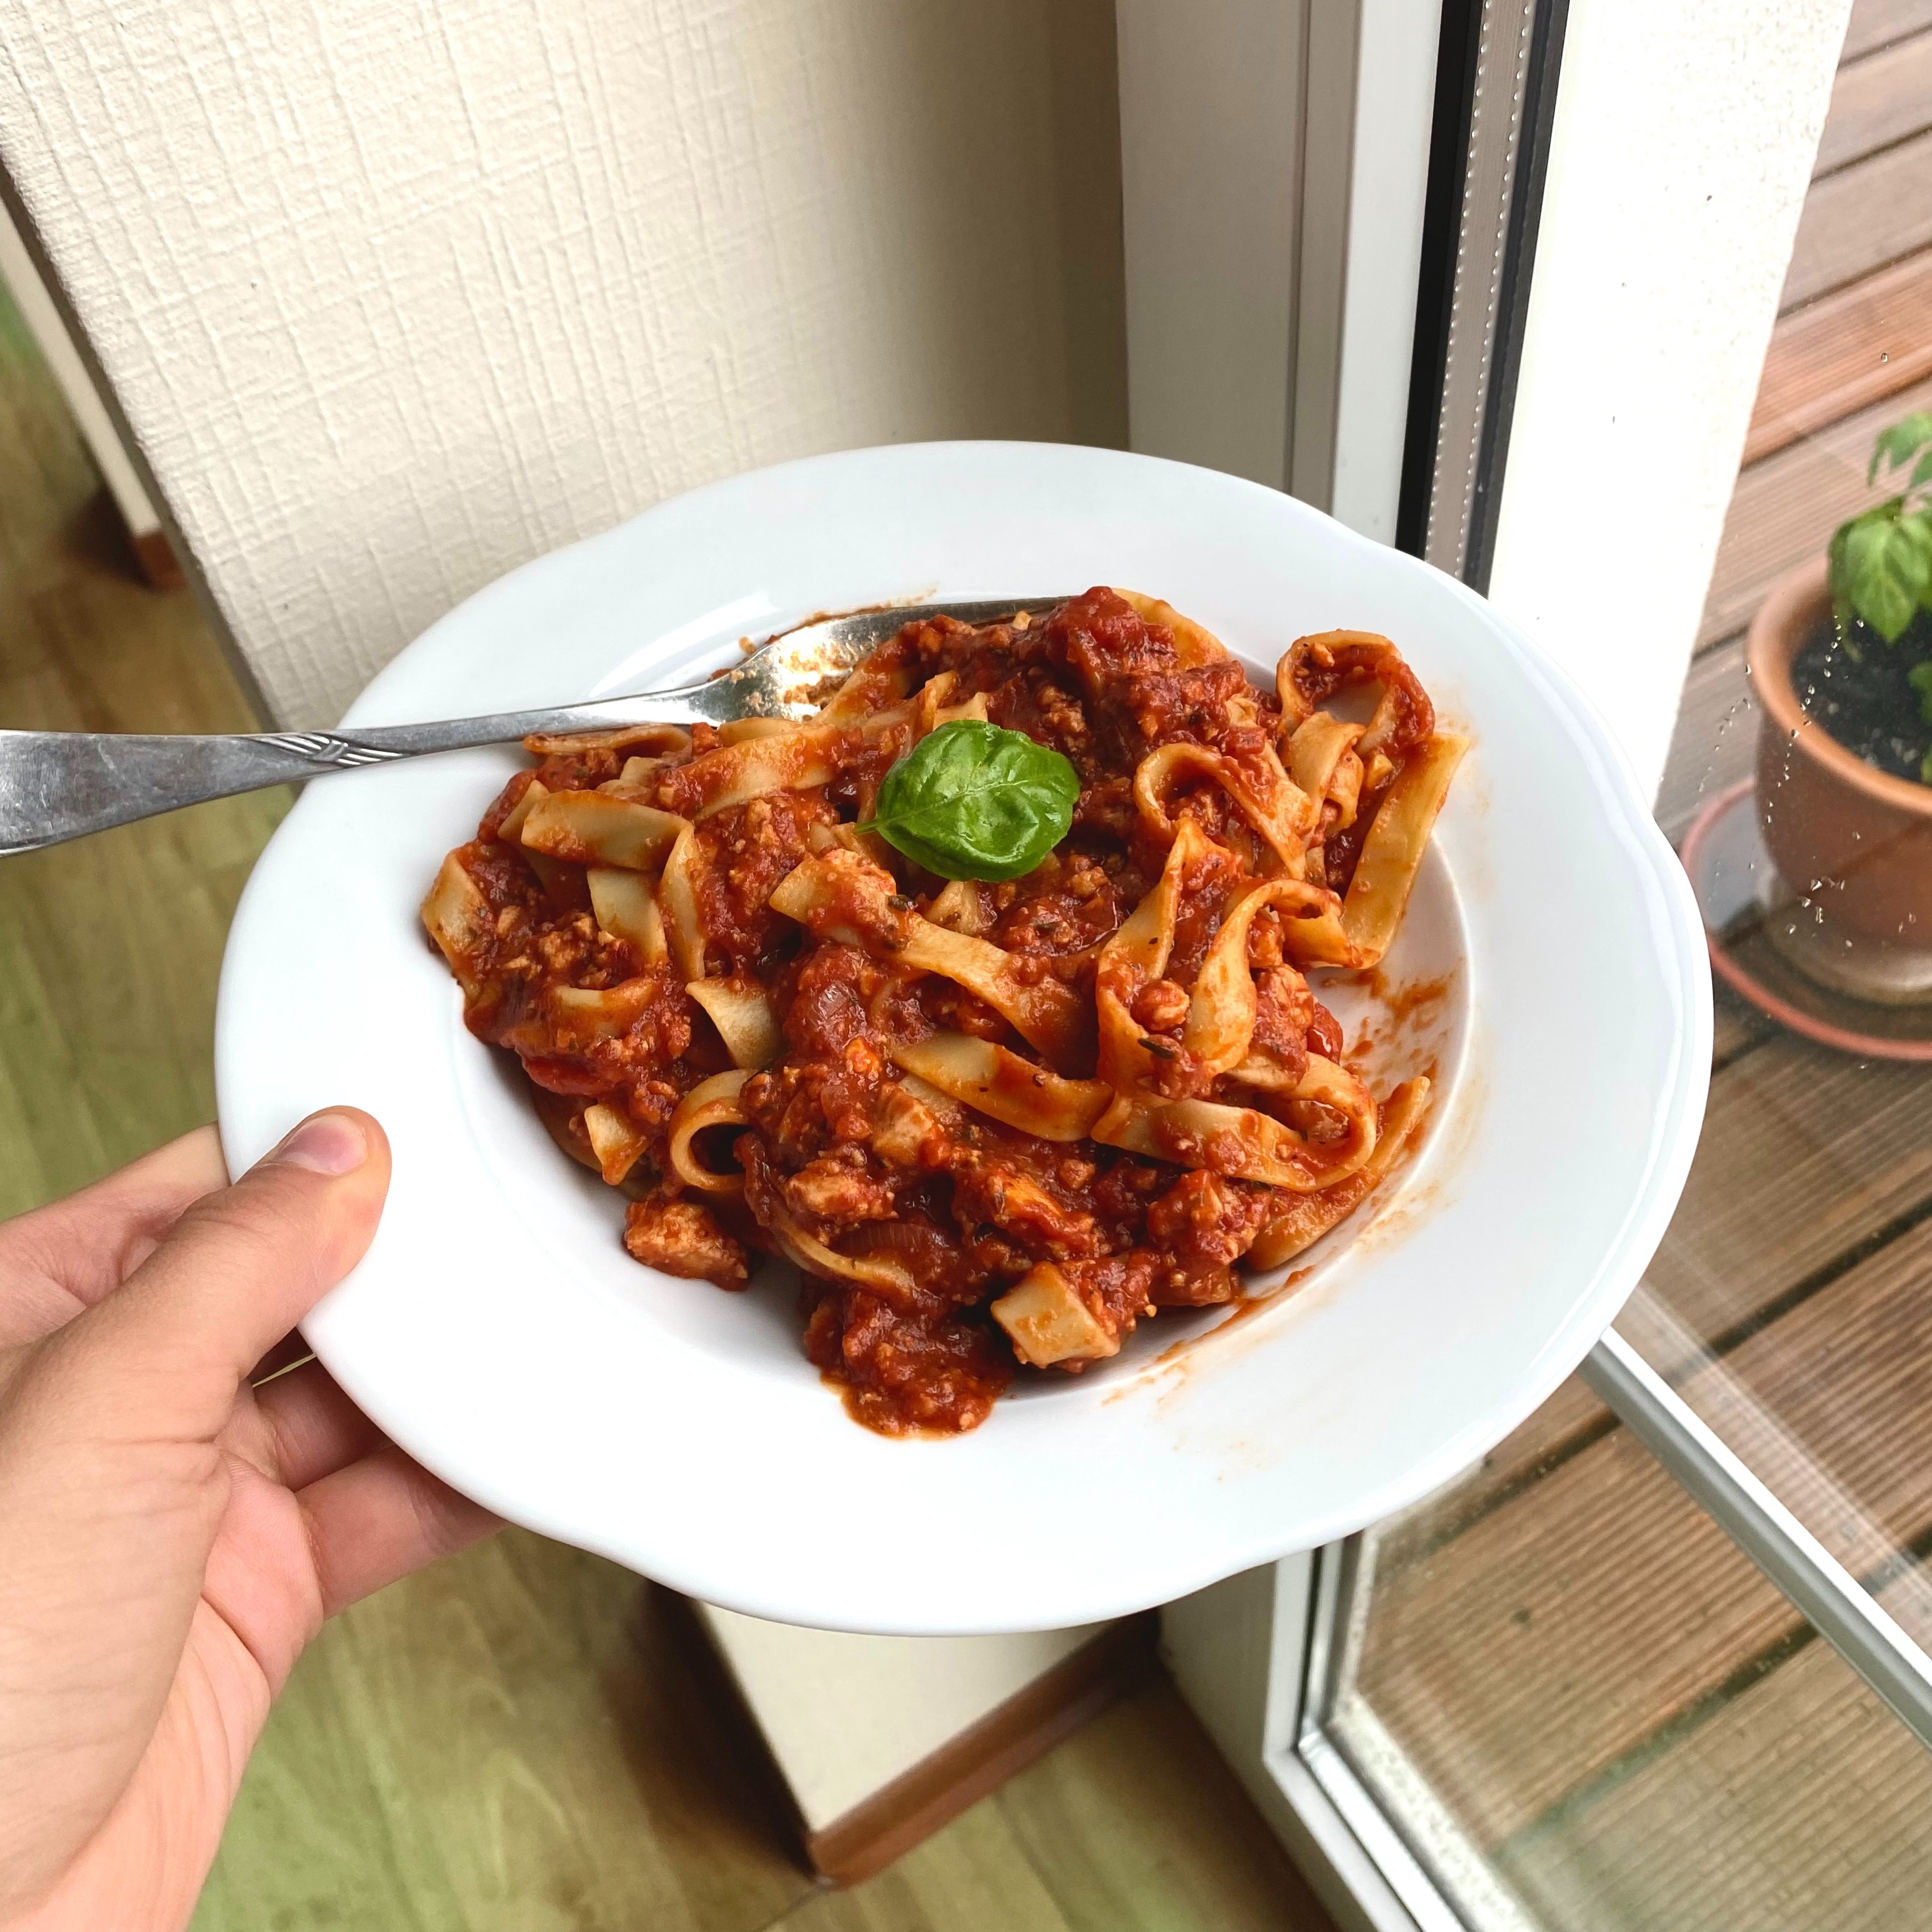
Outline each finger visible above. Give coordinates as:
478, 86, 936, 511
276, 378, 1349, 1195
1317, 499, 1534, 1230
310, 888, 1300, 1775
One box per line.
297, 1444, 499, 1616
0, 1126, 228, 1348
243, 1358, 385, 1490
35, 1109, 391, 1446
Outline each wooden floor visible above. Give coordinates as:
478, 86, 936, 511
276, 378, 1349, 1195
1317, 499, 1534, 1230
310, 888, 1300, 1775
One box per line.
1349, 7, 1932, 1925
0, 272, 1335, 1930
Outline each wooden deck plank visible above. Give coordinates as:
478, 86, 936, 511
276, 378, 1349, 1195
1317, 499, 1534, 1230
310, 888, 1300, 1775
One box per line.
1393, 1001, 1931, 1535
1783, 125, 1932, 310
1698, 370, 1932, 649
1645, 1030, 1932, 1353
1742, 247, 1932, 465
1843, 0, 1932, 61
1674, 1217, 1932, 1625
1496, 1574, 1932, 1932
1355, 1212, 1932, 1850
1707, 983, 1775, 1068
1815, 29, 1932, 176
1351, 1428, 1784, 1849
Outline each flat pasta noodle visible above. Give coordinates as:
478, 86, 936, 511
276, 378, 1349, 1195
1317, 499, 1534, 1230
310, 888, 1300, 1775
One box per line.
523, 721, 692, 758
421, 852, 494, 994
588, 866, 669, 964
925, 878, 992, 935
551, 978, 657, 1045
686, 976, 783, 1069
1091, 1055, 1379, 1191
717, 716, 798, 746
666, 1069, 754, 1194
657, 821, 706, 981
1337, 734, 1468, 965
1095, 815, 1206, 1090
816, 634, 919, 723
1247, 1077, 1431, 1268
1113, 589, 1228, 668
768, 851, 1093, 1072
424, 586, 1461, 1437
1276, 629, 1434, 757
495, 777, 548, 844
583, 1101, 650, 1185
990, 1262, 1123, 1369
887, 1032, 1111, 1141
1130, 741, 1315, 873
660, 698, 932, 820
764, 1194, 921, 1296
682, 726, 844, 820
1285, 712, 1367, 832
1184, 876, 1340, 1079
896, 922, 1094, 1073
600, 753, 687, 798
1115, 589, 1264, 730
520, 791, 687, 870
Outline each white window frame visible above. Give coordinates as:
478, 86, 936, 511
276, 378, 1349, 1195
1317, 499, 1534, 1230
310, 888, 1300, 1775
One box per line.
1122, 0, 1931, 1923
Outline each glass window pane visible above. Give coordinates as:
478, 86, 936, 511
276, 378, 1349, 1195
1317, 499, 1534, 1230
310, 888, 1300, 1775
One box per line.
1328, 1381, 1932, 1931
1631, 0, 1932, 1655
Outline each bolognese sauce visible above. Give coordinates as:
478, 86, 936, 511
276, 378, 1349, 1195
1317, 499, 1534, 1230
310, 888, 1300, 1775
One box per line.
423, 588, 1462, 1434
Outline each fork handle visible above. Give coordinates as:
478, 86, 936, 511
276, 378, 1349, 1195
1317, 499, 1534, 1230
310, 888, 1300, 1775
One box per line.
0, 683, 733, 856
0, 594, 1065, 855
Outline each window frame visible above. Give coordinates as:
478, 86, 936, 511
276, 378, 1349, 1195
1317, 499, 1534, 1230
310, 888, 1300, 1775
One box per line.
1125, 0, 1926, 1922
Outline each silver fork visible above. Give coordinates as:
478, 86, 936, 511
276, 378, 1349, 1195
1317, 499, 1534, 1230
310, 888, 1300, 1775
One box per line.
0, 598, 1063, 857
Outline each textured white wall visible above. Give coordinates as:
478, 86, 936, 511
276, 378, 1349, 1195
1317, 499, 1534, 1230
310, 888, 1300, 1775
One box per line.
0, 0, 1124, 726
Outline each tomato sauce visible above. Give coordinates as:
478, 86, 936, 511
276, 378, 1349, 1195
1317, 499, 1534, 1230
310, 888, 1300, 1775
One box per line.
426, 588, 1393, 1435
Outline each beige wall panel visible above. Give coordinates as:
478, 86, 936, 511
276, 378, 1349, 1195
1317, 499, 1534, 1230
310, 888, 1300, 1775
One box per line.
0, 0, 1124, 726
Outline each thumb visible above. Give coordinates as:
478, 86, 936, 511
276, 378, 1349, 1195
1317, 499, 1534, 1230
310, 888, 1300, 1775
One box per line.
43, 1108, 391, 1444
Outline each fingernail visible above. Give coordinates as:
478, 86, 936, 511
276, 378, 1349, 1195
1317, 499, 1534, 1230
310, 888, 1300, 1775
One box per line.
268, 1111, 368, 1176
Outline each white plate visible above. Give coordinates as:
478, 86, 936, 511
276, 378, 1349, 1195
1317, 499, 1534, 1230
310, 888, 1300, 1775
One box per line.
216, 441, 1710, 1635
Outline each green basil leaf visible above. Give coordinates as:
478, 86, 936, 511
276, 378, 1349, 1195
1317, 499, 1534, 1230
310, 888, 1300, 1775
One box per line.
1869, 412, 1932, 485
863, 720, 1079, 881
1831, 499, 1925, 642
1909, 660, 1932, 730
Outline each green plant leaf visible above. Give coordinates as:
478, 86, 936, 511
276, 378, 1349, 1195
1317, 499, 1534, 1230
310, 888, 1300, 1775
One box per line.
861, 719, 1079, 881
1910, 659, 1932, 730
1912, 448, 1932, 493
1869, 411, 1932, 485
1829, 499, 1929, 641
1901, 510, 1932, 593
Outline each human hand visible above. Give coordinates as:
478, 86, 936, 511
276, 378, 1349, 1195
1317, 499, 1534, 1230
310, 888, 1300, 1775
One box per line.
0, 1112, 498, 1931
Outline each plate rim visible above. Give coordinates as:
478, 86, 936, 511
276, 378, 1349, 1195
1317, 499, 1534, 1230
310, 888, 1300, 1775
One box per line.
216, 439, 1713, 1632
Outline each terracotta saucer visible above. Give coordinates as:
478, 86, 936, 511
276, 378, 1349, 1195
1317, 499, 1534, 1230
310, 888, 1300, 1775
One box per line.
1682, 778, 1932, 1062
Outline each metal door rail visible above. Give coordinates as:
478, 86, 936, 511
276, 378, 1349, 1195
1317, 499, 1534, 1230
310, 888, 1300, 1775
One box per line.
1582, 1327, 1932, 1754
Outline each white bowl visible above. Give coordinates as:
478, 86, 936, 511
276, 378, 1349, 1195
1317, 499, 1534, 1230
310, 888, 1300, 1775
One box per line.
216, 441, 1710, 1634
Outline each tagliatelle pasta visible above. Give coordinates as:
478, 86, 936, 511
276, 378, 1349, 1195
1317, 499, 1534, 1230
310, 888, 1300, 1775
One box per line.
423, 588, 1463, 1435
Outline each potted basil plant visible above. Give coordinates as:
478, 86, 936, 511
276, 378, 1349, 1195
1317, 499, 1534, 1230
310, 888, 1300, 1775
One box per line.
1748, 411, 1932, 1002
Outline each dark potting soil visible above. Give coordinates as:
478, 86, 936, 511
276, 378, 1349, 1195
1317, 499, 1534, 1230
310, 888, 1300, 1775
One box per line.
1789, 611, 1932, 786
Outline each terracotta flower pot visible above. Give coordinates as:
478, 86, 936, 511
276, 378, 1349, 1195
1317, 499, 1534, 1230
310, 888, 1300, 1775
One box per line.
1748, 555, 1932, 1003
